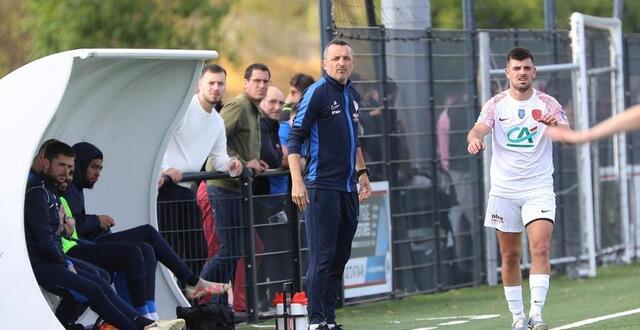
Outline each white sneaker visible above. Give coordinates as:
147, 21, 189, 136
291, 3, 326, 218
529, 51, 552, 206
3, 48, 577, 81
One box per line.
528, 314, 548, 330
512, 317, 527, 330
144, 318, 186, 330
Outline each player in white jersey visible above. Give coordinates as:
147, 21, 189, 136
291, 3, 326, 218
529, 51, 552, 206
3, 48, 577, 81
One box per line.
467, 48, 573, 330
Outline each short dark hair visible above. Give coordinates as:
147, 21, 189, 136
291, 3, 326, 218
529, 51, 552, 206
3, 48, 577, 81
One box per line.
244, 63, 271, 80
290, 73, 315, 92
202, 63, 226, 77
323, 39, 352, 59
506, 47, 534, 65
44, 141, 74, 161
37, 138, 60, 155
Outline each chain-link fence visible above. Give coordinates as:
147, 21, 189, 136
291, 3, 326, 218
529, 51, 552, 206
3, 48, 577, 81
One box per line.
331, 23, 640, 296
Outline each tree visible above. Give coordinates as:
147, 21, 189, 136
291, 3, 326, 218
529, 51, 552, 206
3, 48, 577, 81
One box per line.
25, 0, 232, 59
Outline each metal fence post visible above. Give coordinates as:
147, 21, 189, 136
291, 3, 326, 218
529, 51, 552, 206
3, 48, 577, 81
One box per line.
426, 28, 442, 291
239, 168, 260, 322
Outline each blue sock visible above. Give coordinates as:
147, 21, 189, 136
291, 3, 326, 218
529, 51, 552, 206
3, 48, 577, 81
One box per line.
147, 301, 159, 320
146, 300, 157, 313
135, 304, 150, 316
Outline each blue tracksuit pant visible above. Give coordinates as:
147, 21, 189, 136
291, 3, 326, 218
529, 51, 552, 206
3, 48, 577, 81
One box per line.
305, 188, 359, 325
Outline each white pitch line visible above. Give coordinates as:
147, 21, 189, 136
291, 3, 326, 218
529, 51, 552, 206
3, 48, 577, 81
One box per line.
411, 328, 438, 330
439, 320, 469, 326
551, 307, 640, 329
416, 314, 500, 321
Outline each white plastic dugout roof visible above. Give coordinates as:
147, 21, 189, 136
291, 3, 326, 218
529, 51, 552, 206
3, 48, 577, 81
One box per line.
0, 49, 217, 329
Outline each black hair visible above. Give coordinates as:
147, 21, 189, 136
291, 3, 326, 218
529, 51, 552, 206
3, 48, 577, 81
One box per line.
506, 47, 534, 64
289, 73, 315, 92
44, 141, 74, 161
37, 138, 60, 155
243, 63, 271, 80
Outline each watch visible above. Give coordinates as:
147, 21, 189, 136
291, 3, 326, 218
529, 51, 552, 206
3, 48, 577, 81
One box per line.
356, 168, 369, 178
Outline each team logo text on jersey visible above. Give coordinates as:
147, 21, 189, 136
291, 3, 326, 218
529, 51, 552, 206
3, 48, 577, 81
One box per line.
352, 112, 359, 122
331, 101, 340, 111
506, 126, 538, 148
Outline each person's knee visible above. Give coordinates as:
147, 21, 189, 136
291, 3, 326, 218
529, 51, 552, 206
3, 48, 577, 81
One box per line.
530, 240, 550, 260
500, 247, 521, 266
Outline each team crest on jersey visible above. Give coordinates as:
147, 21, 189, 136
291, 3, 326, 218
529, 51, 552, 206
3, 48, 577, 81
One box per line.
518, 109, 525, 119
353, 100, 359, 112
506, 125, 538, 148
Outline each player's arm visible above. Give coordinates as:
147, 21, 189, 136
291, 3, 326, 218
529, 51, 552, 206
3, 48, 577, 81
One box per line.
547, 104, 640, 144
467, 123, 491, 155
355, 147, 371, 202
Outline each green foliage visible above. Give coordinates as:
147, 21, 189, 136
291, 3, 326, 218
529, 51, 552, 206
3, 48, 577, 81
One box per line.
25, 0, 231, 59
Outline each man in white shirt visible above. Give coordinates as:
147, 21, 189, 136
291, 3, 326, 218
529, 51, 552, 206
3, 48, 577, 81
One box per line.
158, 64, 242, 275
467, 48, 572, 330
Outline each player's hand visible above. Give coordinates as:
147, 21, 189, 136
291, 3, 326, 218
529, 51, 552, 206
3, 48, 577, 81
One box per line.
227, 157, 242, 177
537, 113, 558, 126
467, 137, 486, 155
98, 214, 115, 229
545, 126, 588, 144
163, 168, 183, 183
246, 159, 266, 175
358, 174, 372, 202
290, 179, 309, 211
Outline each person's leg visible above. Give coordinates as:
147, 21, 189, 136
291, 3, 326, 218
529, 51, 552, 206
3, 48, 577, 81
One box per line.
305, 189, 340, 326
201, 187, 242, 284
99, 225, 199, 286
525, 220, 552, 328
484, 195, 526, 325
67, 242, 148, 314
522, 191, 555, 327
35, 262, 150, 330
157, 182, 208, 275
324, 191, 359, 326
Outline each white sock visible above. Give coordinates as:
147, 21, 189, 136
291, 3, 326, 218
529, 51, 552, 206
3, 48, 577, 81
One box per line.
529, 274, 550, 317
309, 324, 320, 330
504, 285, 525, 320
149, 312, 159, 320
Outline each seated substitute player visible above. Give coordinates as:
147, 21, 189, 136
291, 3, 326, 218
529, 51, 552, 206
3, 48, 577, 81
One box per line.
467, 47, 575, 330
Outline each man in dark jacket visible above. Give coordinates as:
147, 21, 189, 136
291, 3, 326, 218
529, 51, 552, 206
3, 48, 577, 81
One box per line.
288, 39, 372, 330
257, 85, 285, 195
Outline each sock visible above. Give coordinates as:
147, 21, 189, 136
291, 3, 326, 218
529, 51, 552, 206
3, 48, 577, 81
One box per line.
146, 301, 159, 320
135, 304, 150, 317
504, 285, 524, 320
529, 274, 550, 317
309, 324, 320, 330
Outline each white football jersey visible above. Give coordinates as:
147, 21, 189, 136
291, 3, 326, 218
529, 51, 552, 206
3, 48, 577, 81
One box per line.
477, 89, 569, 198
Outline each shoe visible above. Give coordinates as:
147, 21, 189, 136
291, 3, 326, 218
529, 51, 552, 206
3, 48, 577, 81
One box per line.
309, 322, 330, 330
512, 317, 527, 330
144, 318, 186, 330
185, 280, 231, 300
527, 314, 548, 330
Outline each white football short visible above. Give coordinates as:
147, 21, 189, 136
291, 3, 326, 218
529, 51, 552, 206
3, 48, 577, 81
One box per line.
484, 190, 556, 232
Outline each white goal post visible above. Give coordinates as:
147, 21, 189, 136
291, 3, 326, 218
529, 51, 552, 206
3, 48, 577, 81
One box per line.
478, 12, 629, 285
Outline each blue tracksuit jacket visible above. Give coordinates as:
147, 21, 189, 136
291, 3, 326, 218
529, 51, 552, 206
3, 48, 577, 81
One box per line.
287, 75, 361, 192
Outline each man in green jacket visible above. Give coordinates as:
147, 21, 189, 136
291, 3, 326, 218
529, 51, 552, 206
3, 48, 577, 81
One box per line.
202, 63, 271, 295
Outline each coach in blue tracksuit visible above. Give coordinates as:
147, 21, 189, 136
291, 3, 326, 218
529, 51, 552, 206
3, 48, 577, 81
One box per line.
288, 39, 372, 330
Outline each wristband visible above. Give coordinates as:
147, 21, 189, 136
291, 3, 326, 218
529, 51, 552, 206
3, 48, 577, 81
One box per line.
356, 168, 369, 178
